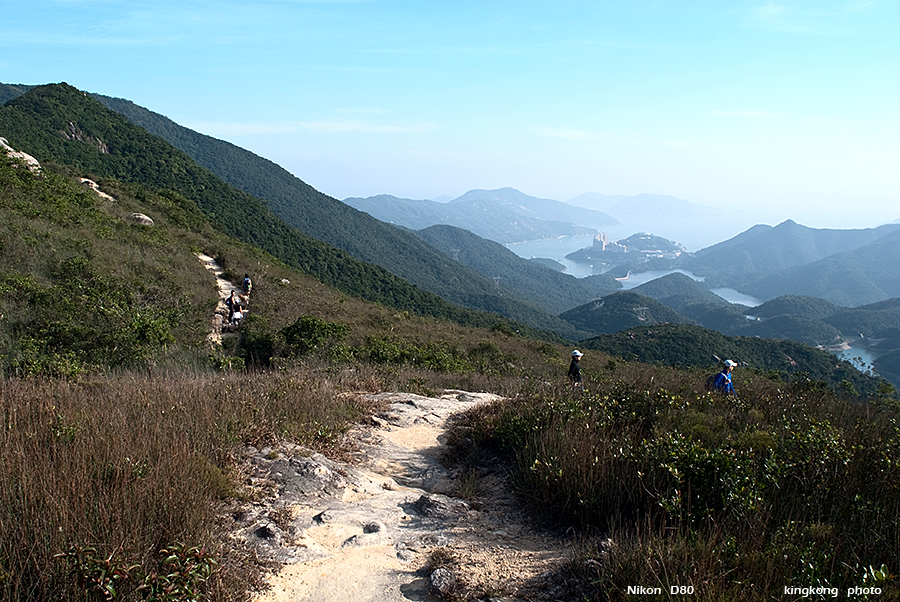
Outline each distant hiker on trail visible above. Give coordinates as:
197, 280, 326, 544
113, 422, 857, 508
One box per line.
568, 350, 584, 387
242, 274, 252, 295
225, 290, 241, 324
712, 359, 738, 397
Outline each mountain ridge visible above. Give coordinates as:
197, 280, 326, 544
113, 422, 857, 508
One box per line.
344, 188, 615, 244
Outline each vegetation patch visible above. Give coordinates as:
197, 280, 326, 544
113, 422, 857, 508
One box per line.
454, 367, 900, 600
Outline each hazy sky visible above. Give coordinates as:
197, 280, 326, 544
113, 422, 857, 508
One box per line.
3, 0, 898, 232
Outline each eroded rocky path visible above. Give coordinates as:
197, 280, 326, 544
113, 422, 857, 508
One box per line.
231, 390, 571, 602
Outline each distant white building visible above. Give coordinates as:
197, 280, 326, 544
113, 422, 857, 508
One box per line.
593, 233, 628, 253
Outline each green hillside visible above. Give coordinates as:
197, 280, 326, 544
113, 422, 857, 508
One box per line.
825, 298, 900, 338
631, 271, 729, 312
681, 303, 753, 334
684, 219, 900, 289
748, 294, 841, 320
579, 323, 889, 398
415, 224, 618, 315
747, 229, 900, 307
559, 291, 695, 335
631, 279, 856, 346
874, 348, 900, 386
744, 314, 842, 346
0, 83, 34, 105
0, 153, 213, 375
86, 91, 578, 331
0, 83, 570, 340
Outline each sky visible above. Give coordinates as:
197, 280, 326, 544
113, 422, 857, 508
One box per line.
2, 0, 899, 236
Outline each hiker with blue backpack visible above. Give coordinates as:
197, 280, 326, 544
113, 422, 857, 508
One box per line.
712, 359, 738, 397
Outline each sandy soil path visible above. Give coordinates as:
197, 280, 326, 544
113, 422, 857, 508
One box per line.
231, 390, 570, 602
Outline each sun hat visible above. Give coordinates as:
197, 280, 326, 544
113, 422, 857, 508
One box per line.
572, 350, 583, 357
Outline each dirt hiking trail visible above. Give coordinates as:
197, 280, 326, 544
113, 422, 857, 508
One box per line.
231, 391, 572, 602
194, 254, 572, 599
197, 253, 245, 347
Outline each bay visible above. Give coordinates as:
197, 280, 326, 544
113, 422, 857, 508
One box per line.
507, 237, 761, 306
506, 235, 598, 278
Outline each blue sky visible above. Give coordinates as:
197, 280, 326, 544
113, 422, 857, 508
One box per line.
3, 0, 898, 233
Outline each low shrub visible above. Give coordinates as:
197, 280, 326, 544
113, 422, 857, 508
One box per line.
457, 368, 900, 599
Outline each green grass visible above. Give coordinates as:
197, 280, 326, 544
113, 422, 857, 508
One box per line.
451, 364, 900, 600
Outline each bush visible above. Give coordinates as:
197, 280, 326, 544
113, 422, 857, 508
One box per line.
279, 315, 349, 356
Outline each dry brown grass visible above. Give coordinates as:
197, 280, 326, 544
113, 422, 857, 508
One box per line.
0, 345, 582, 602
0, 365, 391, 601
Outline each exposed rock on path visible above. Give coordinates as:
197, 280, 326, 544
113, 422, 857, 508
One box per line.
235, 390, 570, 602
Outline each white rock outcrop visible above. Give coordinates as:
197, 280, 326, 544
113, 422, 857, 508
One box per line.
78, 178, 117, 202
0, 137, 41, 172
127, 213, 154, 226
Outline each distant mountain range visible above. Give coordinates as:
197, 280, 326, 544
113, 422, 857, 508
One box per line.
684, 219, 900, 290
567, 192, 715, 218
5, 81, 899, 395
744, 228, 900, 307
344, 188, 617, 244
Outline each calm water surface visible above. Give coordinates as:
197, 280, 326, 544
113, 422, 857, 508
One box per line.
507, 238, 761, 306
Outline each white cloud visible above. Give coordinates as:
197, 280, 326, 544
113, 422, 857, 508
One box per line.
186, 120, 438, 137
527, 126, 595, 140
744, 1, 879, 35
712, 110, 785, 118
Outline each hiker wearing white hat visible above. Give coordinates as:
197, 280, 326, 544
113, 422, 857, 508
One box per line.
713, 359, 738, 397
568, 350, 584, 386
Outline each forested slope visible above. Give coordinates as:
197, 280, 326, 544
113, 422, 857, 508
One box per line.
0, 83, 566, 339
88, 91, 582, 333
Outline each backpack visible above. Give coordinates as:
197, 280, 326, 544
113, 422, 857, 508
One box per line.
705, 372, 719, 391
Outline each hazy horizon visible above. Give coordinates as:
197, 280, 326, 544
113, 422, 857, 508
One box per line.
4, 1, 899, 234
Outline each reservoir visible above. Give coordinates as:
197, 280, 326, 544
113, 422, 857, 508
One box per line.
507, 238, 762, 306
837, 346, 882, 374
506, 236, 597, 278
